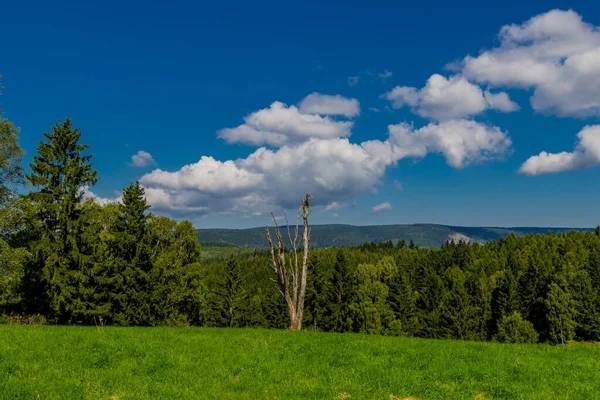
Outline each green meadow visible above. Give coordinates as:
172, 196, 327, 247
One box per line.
1, 326, 599, 400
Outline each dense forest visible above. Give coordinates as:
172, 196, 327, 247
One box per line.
1, 95, 600, 345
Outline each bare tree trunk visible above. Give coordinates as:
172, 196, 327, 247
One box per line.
265, 194, 312, 331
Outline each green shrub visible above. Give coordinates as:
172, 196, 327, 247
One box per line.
495, 312, 538, 344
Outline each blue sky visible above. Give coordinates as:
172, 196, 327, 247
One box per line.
2, 0, 600, 228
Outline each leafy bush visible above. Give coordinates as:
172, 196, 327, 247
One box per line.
495, 312, 538, 344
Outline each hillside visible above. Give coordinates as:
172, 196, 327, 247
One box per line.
197, 223, 592, 249
2, 326, 599, 399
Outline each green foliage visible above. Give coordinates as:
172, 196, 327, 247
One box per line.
0, 239, 30, 309
2, 108, 600, 348
545, 281, 577, 344
210, 259, 247, 327
353, 257, 395, 335
495, 312, 539, 344
24, 119, 98, 322
0, 84, 24, 205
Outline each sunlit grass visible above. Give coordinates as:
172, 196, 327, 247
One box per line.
1, 326, 598, 399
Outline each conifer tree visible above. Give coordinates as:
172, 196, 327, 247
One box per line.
26, 119, 98, 321
112, 181, 152, 325
329, 250, 353, 332
387, 268, 417, 336
213, 259, 247, 327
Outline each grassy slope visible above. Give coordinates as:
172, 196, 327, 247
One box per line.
1, 326, 599, 400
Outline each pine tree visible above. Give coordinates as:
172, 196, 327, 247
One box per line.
305, 253, 332, 331
441, 266, 479, 340
26, 119, 98, 321
571, 270, 600, 341
387, 268, 417, 336
490, 269, 520, 338
112, 181, 152, 325
213, 259, 247, 327
518, 254, 551, 337
329, 250, 353, 332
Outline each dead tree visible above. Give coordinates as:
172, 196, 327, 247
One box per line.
265, 193, 312, 330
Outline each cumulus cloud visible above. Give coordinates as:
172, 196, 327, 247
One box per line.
140, 156, 263, 195
393, 180, 403, 191
383, 120, 512, 168
81, 186, 121, 205
460, 9, 600, 117
484, 91, 520, 112
135, 91, 512, 218
298, 93, 360, 117
519, 125, 600, 175
383, 74, 518, 120
140, 120, 511, 217
129, 151, 156, 167
372, 202, 392, 213
218, 101, 353, 146
325, 201, 342, 211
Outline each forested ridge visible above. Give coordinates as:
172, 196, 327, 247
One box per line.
197, 224, 592, 249
1, 92, 600, 345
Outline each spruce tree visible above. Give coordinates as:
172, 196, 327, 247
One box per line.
329, 250, 353, 332
387, 268, 417, 336
26, 119, 98, 321
214, 259, 247, 327
113, 181, 152, 325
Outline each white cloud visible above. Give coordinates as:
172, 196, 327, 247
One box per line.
81, 186, 121, 205
348, 76, 360, 86
138, 95, 512, 218
332, 213, 339, 218
298, 93, 360, 117
140, 156, 263, 195
384, 120, 512, 168
129, 151, 156, 167
218, 101, 353, 146
378, 70, 393, 80
325, 201, 342, 211
369, 107, 381, 113
483, 91, 520, 112
460, 9, 600, 117
383, 74, 518, 120
393, 180, 403, 191
519, 125, 600, 175
372, 202, 392, 213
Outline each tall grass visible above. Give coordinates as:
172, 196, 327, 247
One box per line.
1, 326, 599, 399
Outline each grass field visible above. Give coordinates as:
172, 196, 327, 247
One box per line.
1, 326, 599, 399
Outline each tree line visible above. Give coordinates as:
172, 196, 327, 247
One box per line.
202, 231, 600, 344
2, 86, 600, 344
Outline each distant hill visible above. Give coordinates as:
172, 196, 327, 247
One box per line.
197, 224, 593, 249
